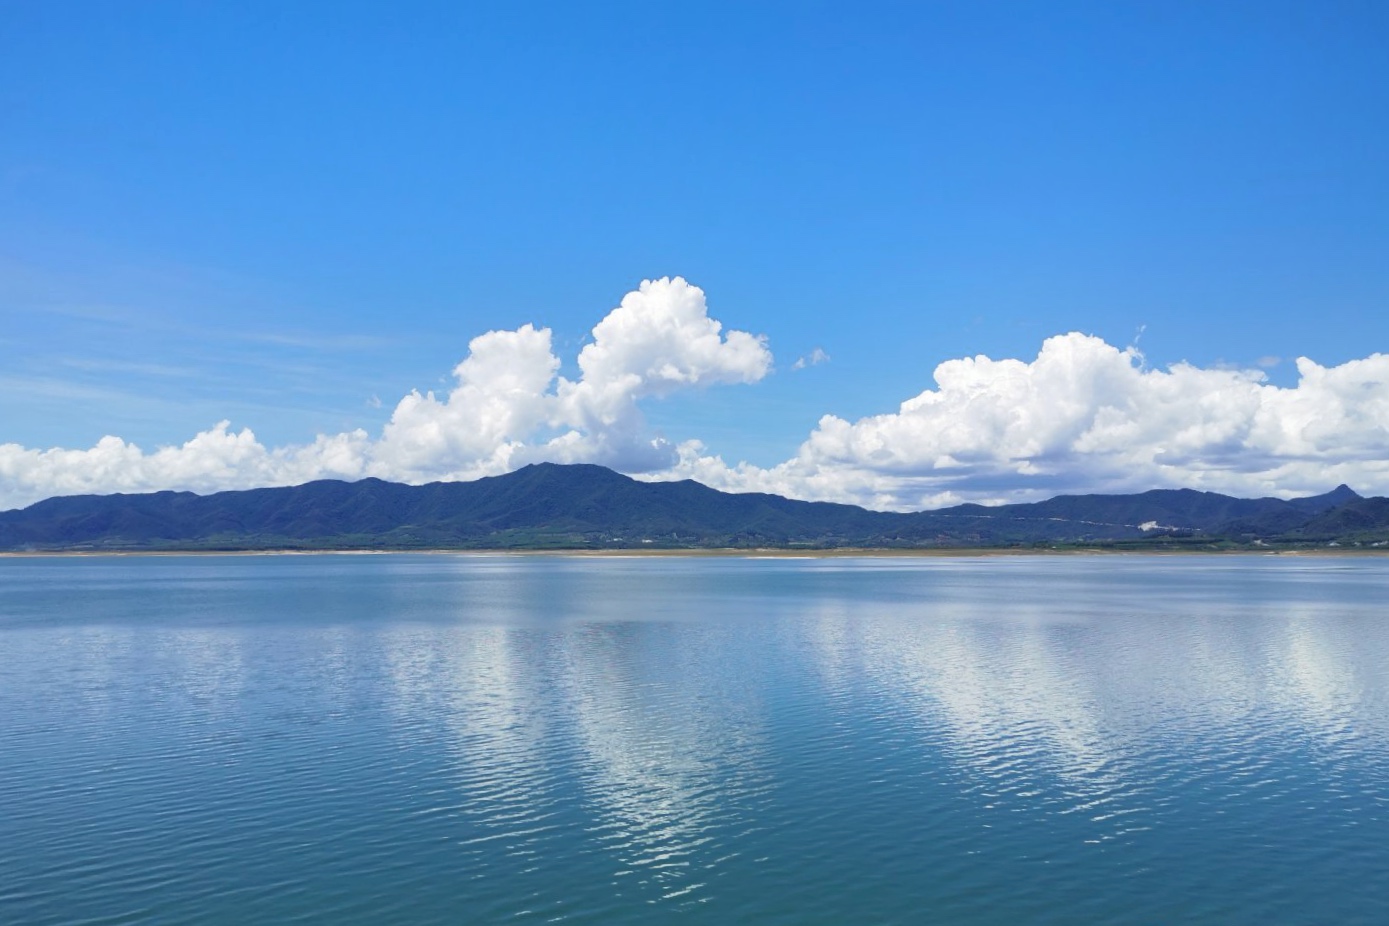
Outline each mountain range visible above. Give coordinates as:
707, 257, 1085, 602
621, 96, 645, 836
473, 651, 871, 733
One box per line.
2, 463, 1387, 552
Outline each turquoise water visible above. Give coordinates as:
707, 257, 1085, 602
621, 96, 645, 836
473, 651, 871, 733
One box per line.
2, 554, 1388, 924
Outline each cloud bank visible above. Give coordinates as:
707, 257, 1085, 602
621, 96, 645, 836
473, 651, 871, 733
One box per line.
1, 278, 772, 507
672, 333, 1389, 510
4, 278, 1389, 511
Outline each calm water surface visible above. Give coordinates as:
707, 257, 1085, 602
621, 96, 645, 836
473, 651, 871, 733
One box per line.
2, 554, 1387, 924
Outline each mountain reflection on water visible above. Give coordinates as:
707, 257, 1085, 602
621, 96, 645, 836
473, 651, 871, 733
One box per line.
1, 554, 1386, 924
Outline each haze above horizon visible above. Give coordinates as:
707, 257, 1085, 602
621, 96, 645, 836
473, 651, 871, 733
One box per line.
3, 2, 1387, 512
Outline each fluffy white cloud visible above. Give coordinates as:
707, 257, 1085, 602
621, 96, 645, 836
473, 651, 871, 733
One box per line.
0, 277, 773, 509
5, 281, 1389, 513
669, 333, 1389, 510
362, 276, 772, 481
371, 322, 560, 480
549, 275, 772, 470
0, 422, 372, 506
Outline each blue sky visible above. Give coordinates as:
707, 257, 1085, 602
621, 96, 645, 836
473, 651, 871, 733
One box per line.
2, 1, 1387, 510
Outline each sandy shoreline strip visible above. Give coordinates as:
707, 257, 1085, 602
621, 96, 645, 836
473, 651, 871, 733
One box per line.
1, 547, 1383, 559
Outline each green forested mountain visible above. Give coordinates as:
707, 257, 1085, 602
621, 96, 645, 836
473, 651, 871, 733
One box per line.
0, 463, 1383, 551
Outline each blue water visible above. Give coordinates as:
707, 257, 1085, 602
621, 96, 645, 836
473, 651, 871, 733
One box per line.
2, 554, 1387, 924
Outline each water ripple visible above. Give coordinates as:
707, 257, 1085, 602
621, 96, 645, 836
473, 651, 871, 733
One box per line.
2, 554, 1389, 923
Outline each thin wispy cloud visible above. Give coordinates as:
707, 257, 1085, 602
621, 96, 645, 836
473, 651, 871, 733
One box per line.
57, 357, 200, 378
234, 331, 397, 352
0, 375, 162, 405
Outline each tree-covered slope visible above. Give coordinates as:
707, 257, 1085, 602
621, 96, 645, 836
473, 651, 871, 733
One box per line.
0, 464, 1379, 551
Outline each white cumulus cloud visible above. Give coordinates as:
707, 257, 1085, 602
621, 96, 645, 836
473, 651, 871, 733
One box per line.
0, 422, 373, 506
371, 322, 560, 481
549, 275, 772, 470
0, 277, 772, 510
4, 281, 1389, 513
666, 333, 1389, 510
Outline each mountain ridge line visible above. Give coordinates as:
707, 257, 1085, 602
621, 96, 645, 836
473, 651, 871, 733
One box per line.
2, 462, 1383, 552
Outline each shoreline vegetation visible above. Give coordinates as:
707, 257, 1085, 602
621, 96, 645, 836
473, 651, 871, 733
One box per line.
4, 546, 1387, 559
4, 463, 1387, 555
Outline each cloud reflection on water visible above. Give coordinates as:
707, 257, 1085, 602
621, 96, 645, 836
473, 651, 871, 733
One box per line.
5, 554, 1389, 923
556, 621, 771, 901
375, 568, 772, 908
797, 557, 1389, 846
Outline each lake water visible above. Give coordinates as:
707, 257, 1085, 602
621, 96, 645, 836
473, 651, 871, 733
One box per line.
2, 553, 1387, 924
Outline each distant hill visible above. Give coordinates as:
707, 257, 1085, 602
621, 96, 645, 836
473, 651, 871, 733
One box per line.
0, 463, 1384, 551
